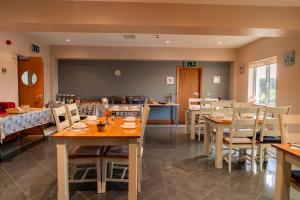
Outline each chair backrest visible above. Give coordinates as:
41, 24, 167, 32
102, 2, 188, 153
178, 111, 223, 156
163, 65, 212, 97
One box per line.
230, 107, 260, 142
52, 106, 71, 131
260, 106, 291, 141
211, 101, 233, 115
65, 103, 81, 125
279, 114, 300, 144
201, 98, 219, 108
188, 98, 202, 109
234, 102, 255, 108
138, 104, 150, 156
141, 104, 150, 140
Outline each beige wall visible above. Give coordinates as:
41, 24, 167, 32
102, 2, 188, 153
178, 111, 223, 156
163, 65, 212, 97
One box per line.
235, 37, 300, 113
50, 46, 236, 100
0, 32, 51, 105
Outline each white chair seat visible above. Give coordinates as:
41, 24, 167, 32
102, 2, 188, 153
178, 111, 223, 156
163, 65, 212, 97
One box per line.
223, 137, 252, 144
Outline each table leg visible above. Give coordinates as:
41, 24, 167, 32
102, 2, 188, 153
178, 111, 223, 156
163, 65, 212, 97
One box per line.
175, 106, 178, 128
129, 138, 138, 200
185, 109, 189, 134
275, 149, 291, 200
57, 144, 69, 200
190, 113, 196, 140
203, 121, 211, 156
215, 125, 224, 169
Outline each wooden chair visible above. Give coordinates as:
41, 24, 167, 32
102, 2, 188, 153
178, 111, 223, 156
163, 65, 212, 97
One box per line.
223, 107, 260, 172
257, 106, 290, 171
187, 98, 203, 141
52, 106, 102, 193
65, 103, 81, 125
279, 114, 300, 191
52, 106, 72, 132
100, 104, 150, 193
188, 98, 202, 110
234, 102, 255, 108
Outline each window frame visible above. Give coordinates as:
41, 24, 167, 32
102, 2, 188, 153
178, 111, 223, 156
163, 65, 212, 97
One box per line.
248, 57, 277, 106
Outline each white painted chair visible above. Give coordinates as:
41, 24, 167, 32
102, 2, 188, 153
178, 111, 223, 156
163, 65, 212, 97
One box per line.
257, 106, 290, 171
100, 104, 150, 193
52, 106, 102, 193
52, 106, 72, 131
188, 98, 202, 110
280, 114, 300, 144
234, 102, 255, 108
65, 103, 81, 125
223, 107, 260, 173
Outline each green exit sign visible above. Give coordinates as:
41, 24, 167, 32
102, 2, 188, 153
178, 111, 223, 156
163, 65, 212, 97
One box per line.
183, 61, 197, 67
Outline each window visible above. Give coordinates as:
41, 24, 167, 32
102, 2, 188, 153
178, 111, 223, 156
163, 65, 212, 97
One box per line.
248, 57, 277, 105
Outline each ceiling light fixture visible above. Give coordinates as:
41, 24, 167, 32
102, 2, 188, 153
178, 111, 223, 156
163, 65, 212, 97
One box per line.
218, 42, 223, 45
66, 38, 71, 42
166, 40, 170, 44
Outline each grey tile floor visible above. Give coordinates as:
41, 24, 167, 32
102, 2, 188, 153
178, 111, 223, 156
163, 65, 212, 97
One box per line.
0, 127, 300, 200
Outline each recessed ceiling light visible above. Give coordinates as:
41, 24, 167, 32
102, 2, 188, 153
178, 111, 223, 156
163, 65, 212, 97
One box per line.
166, 40, 170, 44
218, 42, 223, 45
66, 38, 71, 42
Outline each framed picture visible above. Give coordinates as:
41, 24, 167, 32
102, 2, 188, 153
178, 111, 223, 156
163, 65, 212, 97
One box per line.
166, 76, 175, 85
284, 50, 295, 66
212, 76, 221, 84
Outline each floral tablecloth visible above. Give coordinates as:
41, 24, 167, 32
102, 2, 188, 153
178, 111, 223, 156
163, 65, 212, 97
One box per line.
0, 108, 53, 142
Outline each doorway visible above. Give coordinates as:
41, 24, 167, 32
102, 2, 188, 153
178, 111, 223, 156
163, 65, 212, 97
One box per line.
176, 67, 202, 124
18, 57, 44, 108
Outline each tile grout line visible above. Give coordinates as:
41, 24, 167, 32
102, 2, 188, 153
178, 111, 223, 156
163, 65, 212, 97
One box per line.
199, 173, 232, 200
77, 191, 90, 200
26, 153, 57, 176
1, 166, 31, 200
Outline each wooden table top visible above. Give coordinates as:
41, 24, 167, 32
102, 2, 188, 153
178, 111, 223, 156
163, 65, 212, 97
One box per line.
52, 117, 141, 138
272, 144, 300, 158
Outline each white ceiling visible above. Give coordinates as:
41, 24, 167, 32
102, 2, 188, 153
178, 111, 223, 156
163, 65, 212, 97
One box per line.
70, 0, 300, 7
25, 32, 259, 49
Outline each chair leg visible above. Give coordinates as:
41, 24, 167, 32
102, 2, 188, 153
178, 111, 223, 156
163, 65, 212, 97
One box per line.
259, 146, 263, 172
228, 145, 232, 173
251, 145, 255, 172
69, 162, 77, 180
109, 162, 114, 178
101, 159, 107, 193
96, 158, 101, 193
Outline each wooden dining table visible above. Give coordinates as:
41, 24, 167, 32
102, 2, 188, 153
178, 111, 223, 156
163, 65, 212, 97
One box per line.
272, 143, 300, 200
202, 115, 264, 169
52, 117, 141, 200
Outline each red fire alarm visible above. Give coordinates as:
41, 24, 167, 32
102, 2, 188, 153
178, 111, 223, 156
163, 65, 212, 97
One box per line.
6, 40, 12, 45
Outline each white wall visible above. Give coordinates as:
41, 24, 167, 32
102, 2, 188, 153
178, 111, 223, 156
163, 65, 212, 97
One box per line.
0, 32, 50, 105
234, 37, 300, 113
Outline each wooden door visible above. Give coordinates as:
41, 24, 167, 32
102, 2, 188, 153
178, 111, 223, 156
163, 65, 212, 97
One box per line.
18, 57, 44, 108
177, 67, 201, 124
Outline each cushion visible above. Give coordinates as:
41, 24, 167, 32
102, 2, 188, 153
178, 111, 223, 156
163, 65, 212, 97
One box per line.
223, 137, 252, 144
256, 132, 281, 143
68, 145, 102, 158
291, 170, 300, 182
103, 146, 129, 157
